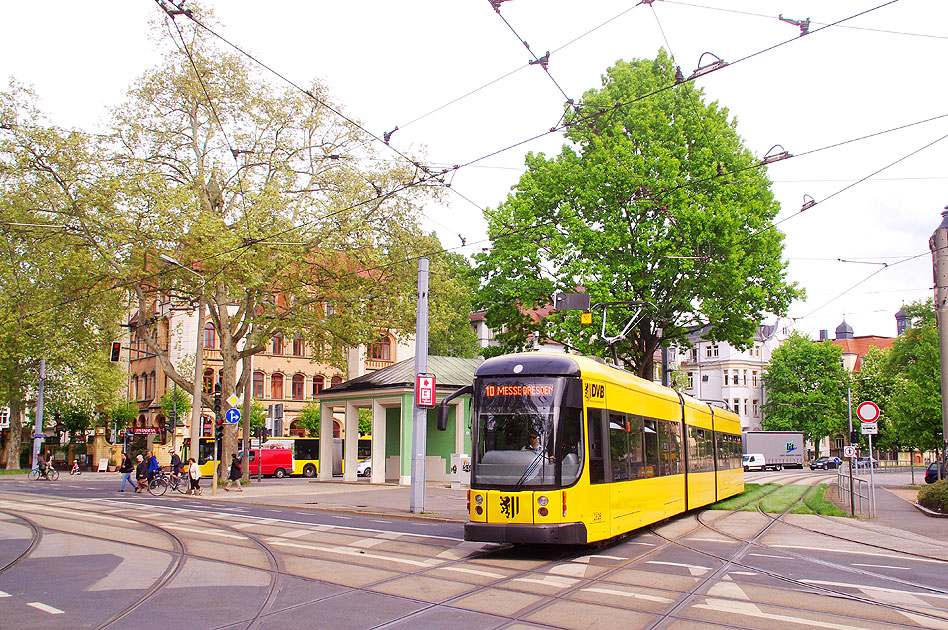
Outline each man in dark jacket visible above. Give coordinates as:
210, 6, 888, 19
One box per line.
118, 451, 137, 492
135, 454, 148, 493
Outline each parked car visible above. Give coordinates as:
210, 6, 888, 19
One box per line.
855, 457, 879, 469
925, 462, 945, 484
357, 458, 372, 477
809, 456, 840, 470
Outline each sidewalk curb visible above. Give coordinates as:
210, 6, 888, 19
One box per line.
912, 501, 948, 518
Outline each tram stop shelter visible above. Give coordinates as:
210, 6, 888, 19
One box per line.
314, 356, 482, 485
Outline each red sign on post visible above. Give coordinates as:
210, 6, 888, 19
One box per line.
856, 401, 880, 423
416, 373, 436, 408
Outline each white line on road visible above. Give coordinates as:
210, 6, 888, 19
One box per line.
770, 545, 944, 564
0, 590, 9, 597
851, 563, 910, 571
747, 553, 792, 560
267, 538, 441, 568
27, 602, 64, 615
694, 598, 872, 629
583, 587, 673, 603
330, 515, 352, 520
646, 560, 711, 576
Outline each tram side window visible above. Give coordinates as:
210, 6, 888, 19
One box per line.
688, 427, 714, 473
660, 420, 682, 476
610, 414, 644, 481
643, 419, 659, 478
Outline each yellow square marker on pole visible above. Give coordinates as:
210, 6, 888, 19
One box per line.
580, 312, 592, 325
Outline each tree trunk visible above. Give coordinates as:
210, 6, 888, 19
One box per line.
3, 399, 24, 470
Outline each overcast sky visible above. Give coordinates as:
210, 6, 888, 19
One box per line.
3, 0, 945, 341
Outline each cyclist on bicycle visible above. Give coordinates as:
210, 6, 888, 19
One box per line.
169, 448, 183, 481
36, 451, 49, 478
146, 450, 161, 485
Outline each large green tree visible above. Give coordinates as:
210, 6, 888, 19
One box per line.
885, 300, 943, 456
851, 345, 899, 452
473, 51, 800, 376
761, 332, 849, 445
5, 7, 452, 478
0, 82, 126, 469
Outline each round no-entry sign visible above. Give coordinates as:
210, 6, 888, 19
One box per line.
856, 401, 880, 423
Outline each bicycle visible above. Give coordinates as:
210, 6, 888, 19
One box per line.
28, 467, 59, 481
146, 471, 169, 496
70, 462, 81, 475
167, 471, 189, 495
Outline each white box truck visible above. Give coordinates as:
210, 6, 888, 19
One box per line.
742, 431, 805, 470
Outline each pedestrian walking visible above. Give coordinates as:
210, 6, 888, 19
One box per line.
224, 453, 242, 491
187, 457, 201, 495
135, 454, 147, 493
118, 451, 137, 492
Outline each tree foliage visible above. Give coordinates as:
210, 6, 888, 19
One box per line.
885, 300, 943, 452
0, 81, 126, 468
472, 51, 800, 376
851, 345, 899, 451
762, 332, 849, 444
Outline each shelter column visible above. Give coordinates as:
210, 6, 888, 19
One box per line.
318, 402, 334, 481
454, 400, 466, 455
371, 400, 386, 484
343, 402, 359, 482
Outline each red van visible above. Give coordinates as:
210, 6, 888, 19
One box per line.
243, 448, 293, 478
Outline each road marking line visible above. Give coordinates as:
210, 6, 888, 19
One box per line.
851, 563, 910, 570
0, 591, 10, 597
728, 571, 758, 576
439, 566, 506, 579
689, 537, 739, 543
747, 553, 792, 560
267, 539, 441, 567
583, 587, 673, 603
330, 515, 352, 520
27, 602, 64, 615
801, 579, 948, 602
647, 560, 710, 576
770, 545, 944, 564
575, 554, 628, 562
708, 582, 750, 600
694, 598, 871, 629
277, 529, 313, 539
513, 575, 578, 588
162, 524, 245, 539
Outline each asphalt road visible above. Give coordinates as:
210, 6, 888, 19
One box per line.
1, 474, 946, 630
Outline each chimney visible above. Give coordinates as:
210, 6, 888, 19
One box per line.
819, 329, 829, 341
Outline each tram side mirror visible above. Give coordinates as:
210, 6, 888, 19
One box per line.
436, 385, 473, 432
437, 403, 450, 432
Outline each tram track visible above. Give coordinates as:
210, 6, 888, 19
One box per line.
0, 509, 41, 576
642, 496, 948, 629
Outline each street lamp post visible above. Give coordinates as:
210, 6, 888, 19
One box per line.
929, 210, 948, 481
159, 254, 207, 483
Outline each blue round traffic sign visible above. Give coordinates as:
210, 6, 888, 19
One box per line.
225, 408, 241, 424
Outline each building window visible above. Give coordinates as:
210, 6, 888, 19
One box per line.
744, 399, 748, 416
292, 374, 305, 400
132, 376, 140, 400
711, 345, 719, 357
742, 370, 747, 385
312, 375, 325, 397
271, 373, 284, 400
733, 399, 741, 415
330, 375, 343, 387
687, 371, 694, 389
752, 371, 758, 387
724, 372, 729, 386
252, 371, 264, 398
369, 336, 391, 361
203, 368, 214, 393
732, 370, 739, 385
690, 348, 698, 361
271, 334, 283, 355
204, 323, 216, 349
293, 334, 304, 357
752, 399, 759, 417
835, 437, 845, 450
145, 372, 155, 399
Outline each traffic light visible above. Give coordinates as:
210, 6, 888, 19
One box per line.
850, 430, 860, 444
165, 415, 175, 435
214, 389, 222, 421
109, 341, 122, 362
215, 418, 224, 441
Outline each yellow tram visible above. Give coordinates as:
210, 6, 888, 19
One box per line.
439, 353, 743, 544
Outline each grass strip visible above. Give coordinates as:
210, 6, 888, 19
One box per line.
0, 469, 28, 475
710, 483, 779, 510
802, 483, 850, 517
759, 484, 809, 513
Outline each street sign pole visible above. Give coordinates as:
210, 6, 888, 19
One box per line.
410, 257, 429, 514
32, 358, 45, 472
868, 433, 876, 517
847, 386, 855, 517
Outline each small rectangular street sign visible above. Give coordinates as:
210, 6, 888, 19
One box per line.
861, 422, 878, 435
416, 373, 436, 408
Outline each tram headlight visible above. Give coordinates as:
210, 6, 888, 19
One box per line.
538, 507, 548, 517
474, 494, 484, 505
536, 496, 549, 507
474, 505, 483, 515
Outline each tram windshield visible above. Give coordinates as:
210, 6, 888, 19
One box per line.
472, 376, 583, 489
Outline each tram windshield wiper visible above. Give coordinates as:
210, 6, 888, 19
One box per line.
512, 452, 544, 491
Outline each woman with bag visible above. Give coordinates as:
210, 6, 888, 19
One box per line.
224, 453, 242, 491
187, 457, 202, 495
